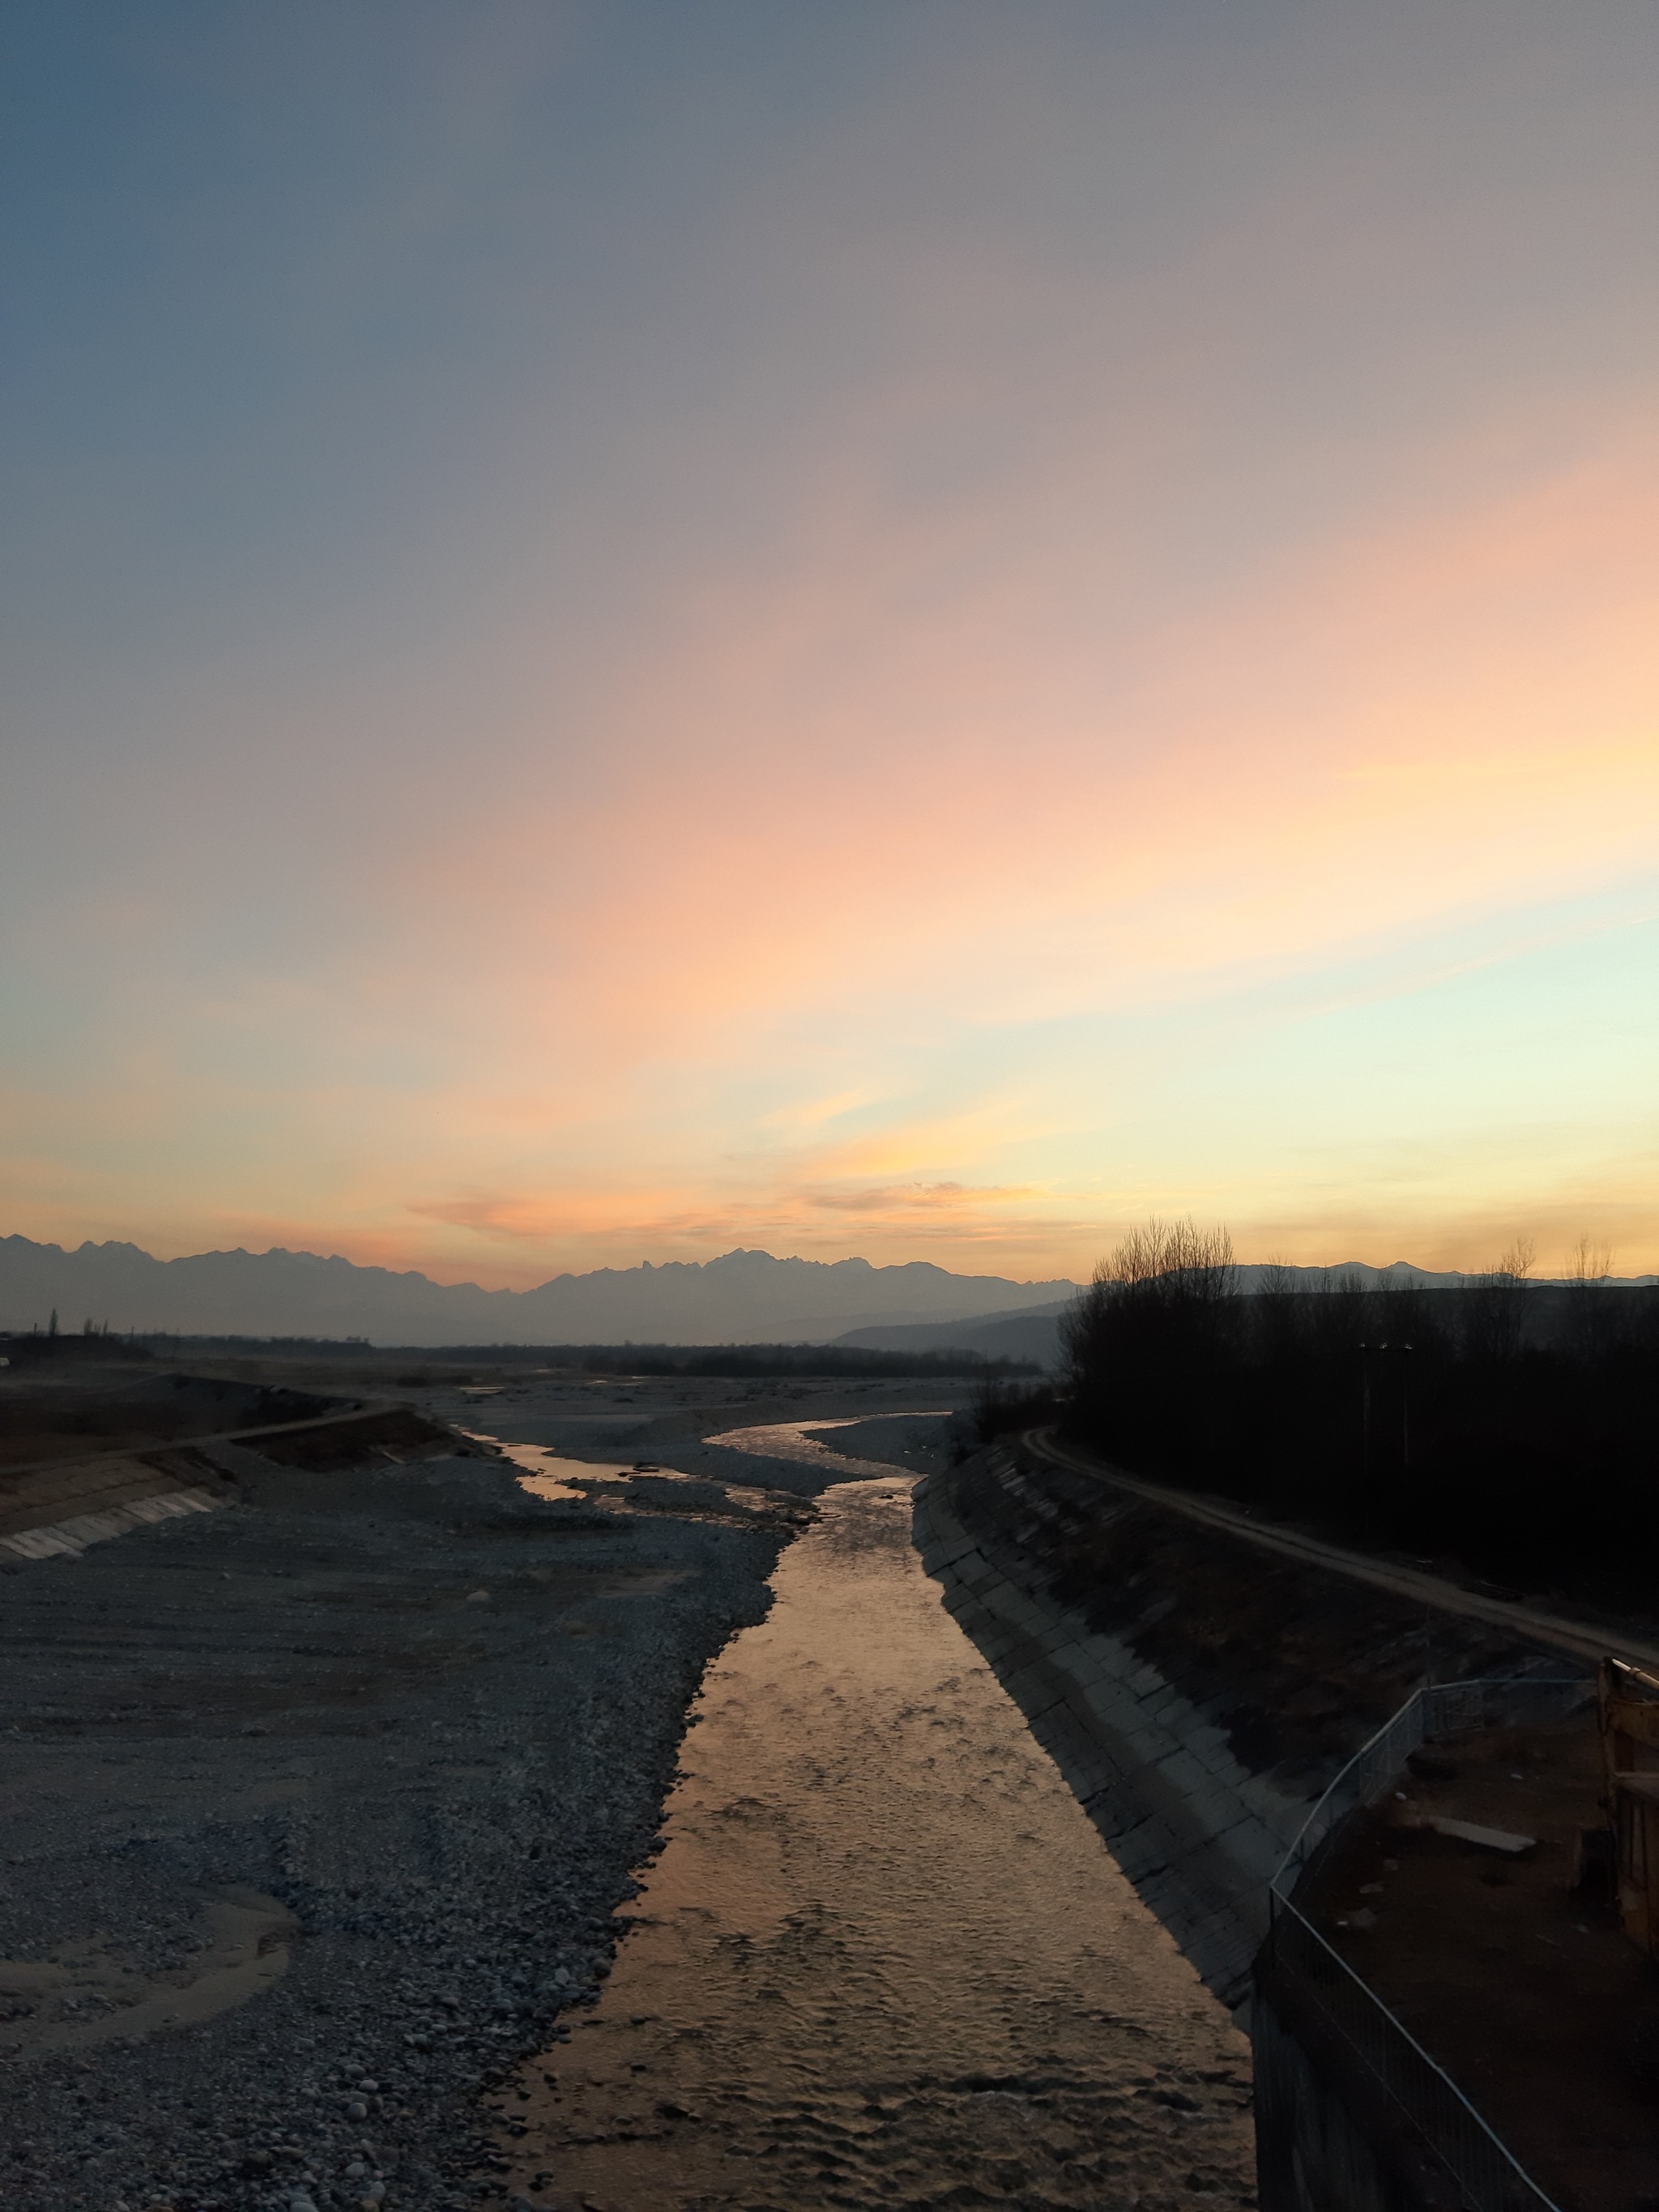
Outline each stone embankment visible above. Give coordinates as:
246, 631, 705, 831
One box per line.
0, 1396, 447, 1563
915, 1437, 1575, 2010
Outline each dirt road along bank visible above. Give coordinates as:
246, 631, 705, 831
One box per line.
0, 1373, 949, 2212
1028, 1429, 1659, 1676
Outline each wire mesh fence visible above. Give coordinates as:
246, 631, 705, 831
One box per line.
1263, 1674, 1590, 2212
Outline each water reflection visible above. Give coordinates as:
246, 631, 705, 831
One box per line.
463, 1434, 639, 1502
702, 1416, 940, 1477
493, 1473, 1254, 2210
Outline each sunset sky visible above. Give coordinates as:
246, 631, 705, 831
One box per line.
3, 1, 1656, 1286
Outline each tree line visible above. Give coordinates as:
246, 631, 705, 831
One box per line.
1058, 1221, 1658, 1603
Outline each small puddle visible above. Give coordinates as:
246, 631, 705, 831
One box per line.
0, 1888, 296, 2056
492, 1467, 1255, 2210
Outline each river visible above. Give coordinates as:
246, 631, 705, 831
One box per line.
493, 1425, 1255, 2210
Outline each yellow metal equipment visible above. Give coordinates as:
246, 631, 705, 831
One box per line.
1598, 1656, 1659, 1958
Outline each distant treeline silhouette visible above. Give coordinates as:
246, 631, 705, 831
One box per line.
1, 1318, 140, 1363
431, 1342, 1040, 1380
1060, 1221, 1659, 1603
82, 1334, 1038, 1381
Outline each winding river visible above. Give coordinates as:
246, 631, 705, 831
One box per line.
496, 1424, 1256, 2210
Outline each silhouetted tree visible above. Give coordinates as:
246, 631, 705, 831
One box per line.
1461, 1237, 1534, 1361
1564, 1233, 1615, 1360
1056, 1217, 1659, 1603
1061, 1218, 1237, 1471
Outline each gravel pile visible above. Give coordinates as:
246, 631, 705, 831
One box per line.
0, 1437, 796, 2211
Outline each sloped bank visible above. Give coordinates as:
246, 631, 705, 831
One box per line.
912, 1437, 1571, 2007
915, 1441, 1598, 2209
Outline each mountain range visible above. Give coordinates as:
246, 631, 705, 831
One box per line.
2, 1238, 1648, 1354
0, 1236, 1078, 1347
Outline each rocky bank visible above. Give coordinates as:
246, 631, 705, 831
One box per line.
0, 1377, 956, 2212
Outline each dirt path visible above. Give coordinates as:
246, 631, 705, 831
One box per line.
1028, 1429, 1659, 1672
0, 1398, 386, 1483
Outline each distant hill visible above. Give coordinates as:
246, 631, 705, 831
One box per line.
1230, 1260, 1657, 1290
834, 1300, 1075, 1371
0, 1236, 1079, 1347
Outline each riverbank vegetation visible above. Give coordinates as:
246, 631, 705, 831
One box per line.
1060, 1223, 1659, 1608
960, 1373, 1060, 1454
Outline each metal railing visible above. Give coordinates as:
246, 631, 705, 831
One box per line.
1262, 1674, 1590, 2212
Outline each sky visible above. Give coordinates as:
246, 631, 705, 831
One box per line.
2, 0, 1656, 1287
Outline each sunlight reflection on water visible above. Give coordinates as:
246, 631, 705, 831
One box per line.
493, 1462, 1256, 2210
461, 1433, 638, 1501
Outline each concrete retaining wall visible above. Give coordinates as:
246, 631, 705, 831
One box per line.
915, 1441, 1557, 2013
915, 1452, 1304, 2006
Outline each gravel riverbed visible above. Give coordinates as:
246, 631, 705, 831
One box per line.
0, 1376, 958, 2212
